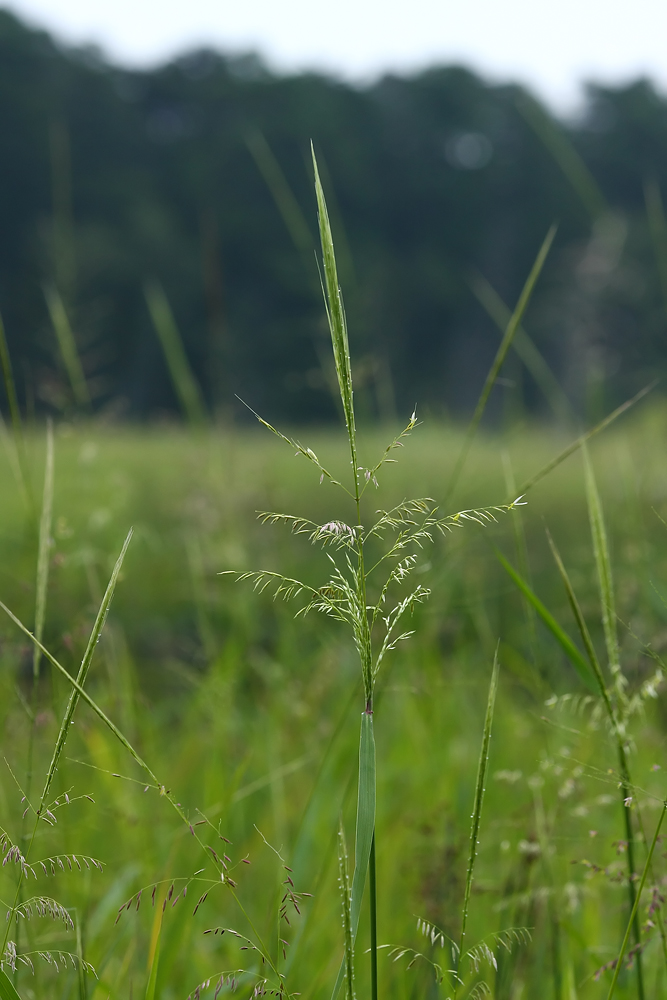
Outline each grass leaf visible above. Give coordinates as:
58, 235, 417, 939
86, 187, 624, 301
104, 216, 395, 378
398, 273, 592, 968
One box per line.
446, 223, 557, 504
583, 445, 622, 685
145, 280, 207, 427
496, 550, 597, 692
43, 284, 90, 410
0, 969, 22, 1000
516, 381, 656, 497
456, 652, 499, 993
33, 420, 54, 680
312, 147, 357, 481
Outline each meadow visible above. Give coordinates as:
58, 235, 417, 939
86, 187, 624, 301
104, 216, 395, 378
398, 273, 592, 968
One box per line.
1, 397, 667, 999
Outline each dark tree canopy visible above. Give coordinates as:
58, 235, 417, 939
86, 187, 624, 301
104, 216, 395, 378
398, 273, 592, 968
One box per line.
1, 8, 666, 423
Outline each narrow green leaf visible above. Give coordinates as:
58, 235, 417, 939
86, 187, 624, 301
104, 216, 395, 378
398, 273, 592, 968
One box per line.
43, 284, 90, 409
496, 551, 597, 692
312, 148, 357, 479
516, 93, 607, 220
145, 280, 207, 428
145, 917, 162, 1000
582, 445, 621, 683
331, 712, 375, 1000
33, 420, 54, 680
446, 223, 557, 504
0, 596, 158, 783
516, 381, 656, 498
456, 652, 499, 992
470, 272, 573, 424
246, 130, 313, 256
545, 531, 612, 710
0, 308, 22, 439
644, 177, 667, 314
39, 529, 134, 809
0, 969, 23, 1000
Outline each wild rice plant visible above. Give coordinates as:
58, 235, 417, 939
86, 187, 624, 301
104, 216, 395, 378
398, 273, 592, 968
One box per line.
223, 149, 533, 1000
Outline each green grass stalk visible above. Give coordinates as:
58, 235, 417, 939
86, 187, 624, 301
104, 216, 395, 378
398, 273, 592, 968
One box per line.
606, 801, 667, 1000
445, 224, 557, 505
454, 651, 499, 997
144, 280, 207, 428
43, 284, 90, 410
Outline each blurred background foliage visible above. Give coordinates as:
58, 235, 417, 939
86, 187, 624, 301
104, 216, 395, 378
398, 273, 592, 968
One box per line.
1, 7, 667, 427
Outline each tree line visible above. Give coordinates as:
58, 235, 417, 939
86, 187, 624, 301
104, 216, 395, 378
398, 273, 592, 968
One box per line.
1, 7, 666, 424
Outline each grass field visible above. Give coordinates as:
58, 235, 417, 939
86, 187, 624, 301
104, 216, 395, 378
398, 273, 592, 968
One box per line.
1, 403, 667, 1000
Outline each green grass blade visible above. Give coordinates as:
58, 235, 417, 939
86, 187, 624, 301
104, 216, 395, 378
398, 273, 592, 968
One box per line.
516, 93, 607, 220
43, 283, 90, 410
496, 550, 597, 692
246, 129, 313, 257
144, 280, 207, 428
516, 381, 657, 497
0, 970, 22, 1000
33, 420, 54, 680
445, 224, 557, 504
331, 712, 375, 1000
545, 530, 611, 706
606, 801, 667, 1000
644, 177, 667, 314
582, 445, 622, 685
145, 916, 162, 1000
312, 147, 357, 481
470, 272, 573, 424
0, 308, 23, 439
38, 529, 134, 809
456, 651, 499, 995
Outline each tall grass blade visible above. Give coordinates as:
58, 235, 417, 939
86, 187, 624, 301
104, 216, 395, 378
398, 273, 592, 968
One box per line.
246, 130, 313, 257
470, 272, 573, 424
43, 283, 90, 409
516, 93, 607, 220
0, 596, 157, 781
312, 148, 357, 477
33, 419, 54, 680
145, 915, 162, 1000
644, 177, 667, 315
38, 529, 133, 809
144, 280, 207, 428
546, 530, 644, 999
331, 712, 375, 1000
445, 224, 557, 504
516, 381, 657, 497
606, 801, 667, 1000
0, 308, 23, 438
496, 551, 596, 692
455, 651, 499, 996
582, 445, 621, 685
337, 821, 356, 1000
0, 970, 22, 1000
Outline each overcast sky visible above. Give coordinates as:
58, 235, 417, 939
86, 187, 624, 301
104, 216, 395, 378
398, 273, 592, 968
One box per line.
6, 0, 667, 112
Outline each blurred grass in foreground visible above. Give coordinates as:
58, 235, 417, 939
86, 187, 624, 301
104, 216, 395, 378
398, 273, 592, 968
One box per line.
1, 409, 667, 998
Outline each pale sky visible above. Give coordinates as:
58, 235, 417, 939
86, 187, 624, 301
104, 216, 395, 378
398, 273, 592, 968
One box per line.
6, 0, 667, 112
